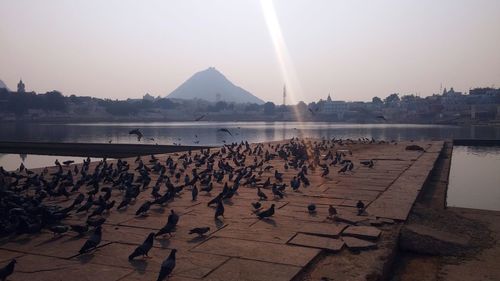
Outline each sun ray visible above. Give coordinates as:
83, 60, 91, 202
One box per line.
260, 0, 305, 124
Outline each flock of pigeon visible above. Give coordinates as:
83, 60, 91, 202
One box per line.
0, 137, 380, 281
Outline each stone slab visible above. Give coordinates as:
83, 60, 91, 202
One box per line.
342, 226, 381, 240
204, 258, 302, 281
342, 236, 377, 250
0, 249, 24, 263
73, 242, 229, 279
9, 254, 132, 281
191, 237, 320, 267
288, 233, 344, 252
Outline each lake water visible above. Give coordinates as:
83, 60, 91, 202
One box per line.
0, 154, 104, 172
1, 122, 500, 171
1, 122, 500, 146
447, 145, 500, 211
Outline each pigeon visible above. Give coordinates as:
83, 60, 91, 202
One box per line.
188, 227, 210, 237
86, 216, 106, 228
0, 259, 16, 281
271, 185, 284, 199
251, 202, 262, 210
117, 197, 132, 210
257, 188, 267, 200
214, 200, 224, 219
156, 222, 176, 237
257, 204, 275, 219
356, 200, 365, 215
200, 183, 213, 193
167, 210, 179, 226
307, 203, 316, 213
128, 233, 155, 260
156, 249, 177, 281
129, 129, 143, 141
217, 128, 232, 136
50, 225, 69, 236
76, 196, 94, 213
338, 164, 348, 174
328, 205, 337, 218
135, 201, 152, 216
72, 193, 85, 206
70, 224, 89, 235
191, 185, 198, 201
79, 226, 102, 254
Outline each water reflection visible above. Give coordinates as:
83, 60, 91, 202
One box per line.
447, 146, 500, 211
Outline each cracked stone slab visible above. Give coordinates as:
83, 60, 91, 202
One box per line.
204, 258, 302, 281
120, 270, 197, 281
191, 237, 320, 267
0, 249, 24, 263
335, 213, 370, 225
342, 226, 381, 240
213, 224, 296, 244
8, 254, 132, 281
288, 233, 344, 252
342, 236, 377, 250
72, 242, 229, 279
0, 232, 110, 259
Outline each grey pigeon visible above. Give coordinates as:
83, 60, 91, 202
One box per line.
0, 259, 16, 281
128, 233, 155, 260
157, 249, 177, 281
188, 227, 210, 237
257, 204, 275, 219
79, 226, 102, 254
214, 200, 224, 219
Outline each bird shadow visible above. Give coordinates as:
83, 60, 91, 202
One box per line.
129, 259, 150, 274
260, 218, 277, 227
134, 215, 149, 221
35, 235, 65, 247
61, 235, 86, 243
76, 251, 97, 264
156, 237, 172, 248
214, 219, 225, 229
187, 235, 208, 244
152, 208, 165, 214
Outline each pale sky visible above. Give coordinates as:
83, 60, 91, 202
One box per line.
1, 0, 500, 104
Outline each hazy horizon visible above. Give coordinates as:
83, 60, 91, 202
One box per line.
1, 0, 500, 104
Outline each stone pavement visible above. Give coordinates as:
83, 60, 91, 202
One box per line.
0, 139, 443, 281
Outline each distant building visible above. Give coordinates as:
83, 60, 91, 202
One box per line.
322, 94, 347, 119
441, 87, 465, 112
17, 79, 26, 93
143, 93, 155, 101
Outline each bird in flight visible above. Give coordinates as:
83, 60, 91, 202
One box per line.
195, 114, 206, 121
129, 129, 143, 141
218, 128, 233, 136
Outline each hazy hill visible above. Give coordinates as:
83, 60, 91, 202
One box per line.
167, 67, 264, 104
0, 80, 9, 91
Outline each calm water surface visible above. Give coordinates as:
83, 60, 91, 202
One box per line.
1, 122, 500, 171
1, 122, 499, 146
447, 146, 500, 211
0, 154, 103, 172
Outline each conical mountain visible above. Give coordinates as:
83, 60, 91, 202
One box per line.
0, 79, 9, 91
167, 67, 264, 104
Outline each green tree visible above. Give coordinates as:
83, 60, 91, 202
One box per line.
263, 102, 276, 115
372, 96, 383, 105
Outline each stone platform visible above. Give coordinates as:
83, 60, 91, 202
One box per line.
0, 139, 443, 281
